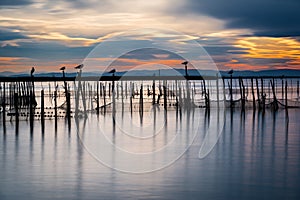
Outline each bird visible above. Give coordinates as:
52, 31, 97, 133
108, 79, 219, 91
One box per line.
60, 66, 66, 71
181, 61, 188, 65
75, 64, 84, 69
30, 67, 35, 76
228, 69, 234, 74
108, 69, 116, 74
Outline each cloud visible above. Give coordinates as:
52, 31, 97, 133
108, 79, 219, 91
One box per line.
0, 0, 32, 6
183, 0, 300, 37
0, 28, 28, 41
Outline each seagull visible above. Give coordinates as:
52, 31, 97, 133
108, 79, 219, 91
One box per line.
30, 67, 35, 76
60, 66, 66, 71
108, 69, 116, 74
228, 69, 234, 74
181, 61, 188, 65
75, 64, 84, 69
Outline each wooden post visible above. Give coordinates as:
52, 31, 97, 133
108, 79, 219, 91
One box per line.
14, 93, 19, 123
230, 75, 233, 108
96, 82, 100, 115
2, 83, 6, 126
256, 78, 260, 109
251, 78, 256, 109
261, 78, 265, 110
285, 80, 288, 109
130, 82, 133, 114
282, 79, 284, 100
163, 80, 167, 110
54, 90, 58, 120
139, 84, 143, 113
152, 79, 156, 105
297, 80, 299, 98
222, 78, 226, 104
41, 90, 45, 121
121, 81, 124, 111
270, 79, 278, 111
112, 75, 116, 116
29, 90, 34, 123
66, 91, 71, 120
216, 74, 219, 109
103, 84, 106, 113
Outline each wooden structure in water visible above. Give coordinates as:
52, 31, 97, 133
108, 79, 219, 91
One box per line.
1, 74, 300, 128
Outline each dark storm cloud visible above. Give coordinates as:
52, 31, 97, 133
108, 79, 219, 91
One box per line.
184, 0, 300, 36
0, 0, 32, 6
0, 28, 28, 41
0, 41, 92, 61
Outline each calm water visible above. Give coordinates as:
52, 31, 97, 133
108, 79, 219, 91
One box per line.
0, 108, 300, 200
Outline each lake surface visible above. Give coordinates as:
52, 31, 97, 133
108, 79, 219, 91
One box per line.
0, 108, 300, 200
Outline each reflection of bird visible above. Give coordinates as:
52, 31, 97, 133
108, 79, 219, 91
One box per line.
228, 69, 234, 74
60, 66, 66, 71
108, 69, 116, 74
31, 67, 35, 76
75, 64, 84, 69
181, 61, 188, 65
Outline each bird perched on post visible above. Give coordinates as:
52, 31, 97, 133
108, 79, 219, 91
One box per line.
181, 61, 188, 76
30, 67, 35, 76
60, 66, 66, 71
108, 69, 116, 74
181, 61, 188, 65
228, 69, 234, 75
75, 64, 84, 69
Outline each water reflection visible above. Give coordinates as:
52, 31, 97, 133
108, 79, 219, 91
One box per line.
0, 108, 299, 199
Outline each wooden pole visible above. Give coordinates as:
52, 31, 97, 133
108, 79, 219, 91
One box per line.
261, 78, 265, 111
285, 80, 288, 109
2, 83, 6, 126
139, 84, 144, 113
14, 93, 19, 123
216, 74, 219, 109
163, 80, 167, 110
96, 81, 100, 115
54, 90, 58, 120
297, 80, 299, 98
152, 79, 156, 105
256, 78, 260, 109
230, 75, 233, 108
251, 78, 256, 109
41, 90, 45, 121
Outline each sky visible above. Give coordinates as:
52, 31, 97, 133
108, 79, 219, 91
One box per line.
0, 0, 300, 73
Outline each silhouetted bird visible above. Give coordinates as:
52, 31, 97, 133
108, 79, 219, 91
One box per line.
30, 67, 35, 76
228, 69, 234, 74
60, 66, 66, 71
75, 64, 84, 69
181, 61, 188, 65
108, 69, 116, 74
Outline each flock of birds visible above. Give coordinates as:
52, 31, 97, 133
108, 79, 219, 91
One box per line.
29, 61, 234, 76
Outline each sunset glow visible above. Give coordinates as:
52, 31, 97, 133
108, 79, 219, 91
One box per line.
0, 0, 299, 73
